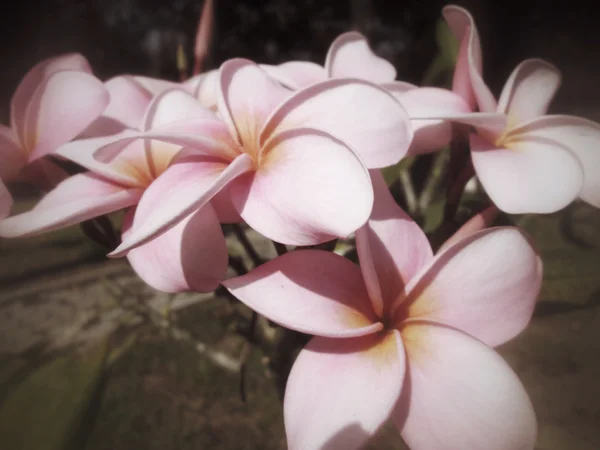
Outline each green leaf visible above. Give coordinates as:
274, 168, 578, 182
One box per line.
0, 340, 108, 450
517, 203, 600, 306
421, 19, 460, 86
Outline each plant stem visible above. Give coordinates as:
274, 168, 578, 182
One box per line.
232, 224, 264, 267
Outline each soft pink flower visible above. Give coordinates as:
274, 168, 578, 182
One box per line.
224, 170, 541, 450
263, 32, 471, 154
0, 90, 228, 293
444, 5, 600, 212
51, 58, 412, 253
0, 54, 109, 218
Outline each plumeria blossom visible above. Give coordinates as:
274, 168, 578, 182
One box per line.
224, 170, 541, 450
0, 89, 228, 293
443, 5, 600, 212
54, 58, 411, 255
0, 53, 109, 218
264, 31, 472, 154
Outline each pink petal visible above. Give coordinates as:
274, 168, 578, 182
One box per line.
0, 178, 12, 220
111, 153, 253, 256
285, 331, 405, 450
395, 322, 536, 450
11, 53, 91, 145
90, 75, 154, 133
210, 186, 243, 223
230, 129, 373, 246
190, 69, 219, 109
471, 133, 583, 213
143, 88, 217, 131
507, 114, 600, 208
497, 59, 561, 127
217, 59, 293, 148
443, 5, 497, 112
411, 111, 507, 139
0, 125, 26, 182
26, 71, 110, 161
381, 80, 418, 94
262, 78, 413, 168
439, 205, 499, 252
260, 61, 327, 89
131, 75, 181, 95
223, 249, 381, 337
0, 173, 142, 238
325, 31, 396, 83
356, 170, 433, 317
124, 203, 227, 293
389, 87, 471, 154
17, 158, 69, 192
398, 228, 541, 347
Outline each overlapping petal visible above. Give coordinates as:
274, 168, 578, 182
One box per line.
0, 173, 142, 238
0, 125, 26, 182
26, 71, 109, 160
217, 59, 292, 149
125, 204, 227, 293
395, 322, 536, 450
356, 171, 432, 316
223, 249, 381, 337
111, 153, 253, 256
470, 134, 583, 213
0, 178, 12, 220
497, 59, 561, 127
262, 78, 412, 168
285, 331, 405, 450
325, 32, 396, 83
398, 228, 541, 347
230, 129, 373, 245
261, 61, 327, 90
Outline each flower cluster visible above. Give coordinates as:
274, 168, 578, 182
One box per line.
1, 4, 598, 450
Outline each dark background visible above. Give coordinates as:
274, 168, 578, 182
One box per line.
2, 0, 600, 121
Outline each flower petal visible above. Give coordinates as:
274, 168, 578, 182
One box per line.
261, 61, 327, 89
497, 59, 561, 127
210, 186, 243, 223
88, 75, 153, 133
0, 178, 12, 220
471, 133, 583, 213
124, 203, 227, 293
231, 128, 373, 246
17, 158, 69, 192
262, 78, 412, 168
507, 114, 600, 208
26, 71, 110, 161
191, 69, 219, 109
111, 153, 253, 256
325, 31, 396, 83
0, 125, 26, 182
224, 249, 381, 337
217, 59, 293, 148
0, 173, 142, 238
395, 322, 536, 450
398, 228, 541, 347
11, 53, 91, 144
356, 170, 433, 317
443, 5, 497, 112
131, 75, 181, 95
285, 331, 405, 450
143, 88, 217, 131
389, 87, 471, 154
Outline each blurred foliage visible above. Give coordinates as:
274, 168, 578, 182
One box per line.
0, 339, 108, 450
420, 18, 459, 87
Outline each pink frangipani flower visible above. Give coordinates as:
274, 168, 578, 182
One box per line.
444, 5, 600, 212
55, 58, 412, 255
264, 31, 472, 154
224, 171, 541, 450
0, 90, 228, 293
0, 53, 109, 218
